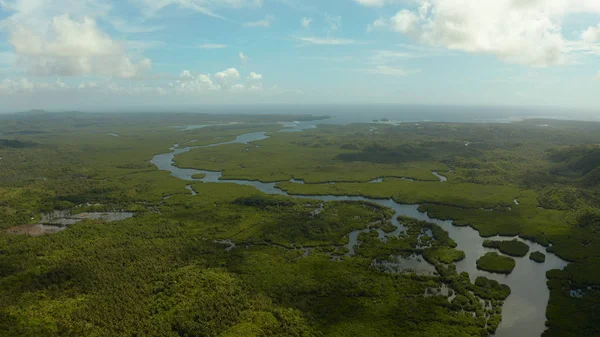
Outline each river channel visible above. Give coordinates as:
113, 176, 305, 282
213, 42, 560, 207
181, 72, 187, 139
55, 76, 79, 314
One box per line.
151, 130, 568, 337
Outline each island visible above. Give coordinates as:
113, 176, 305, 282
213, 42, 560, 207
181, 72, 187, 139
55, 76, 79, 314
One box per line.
476, 252, 517, 274
529, 251, 546, 263
483, 239, 530, 257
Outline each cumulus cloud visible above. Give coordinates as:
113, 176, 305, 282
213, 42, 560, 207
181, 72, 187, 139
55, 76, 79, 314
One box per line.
247, 72, 263, 81
244, 15, 275, 28
103, 82, 167, 96
167, 68, 269, 94
367, 0, 600, 67
182, 74, 218, 91
169, 70, 220, 93
231, 83, 245, 92
214, 68, 241, 89
582, 25, 600, 43
1, 0, 111, 27
78, 81, 98, 89
0, 77, 69, 95
246, 72, 263, 90
3, 11, 151, 78
388, 10, 420, 35
179, 70, 195, 81
0, 68, 270, 99
301, 17, 312, 28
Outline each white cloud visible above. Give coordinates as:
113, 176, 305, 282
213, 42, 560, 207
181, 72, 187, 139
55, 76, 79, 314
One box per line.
239, 52, 248, 65
180, 68, 265, 92
174, 72, 219, 92
0, 77, 70, 95
368, 10, 422, 35
367, 18, 388, 32
301, 17, 312, 29
104, 82, 167, 95
297, 15, 357, 47
582, 25, 600, 43
0, 0, 111, 28
368, 0, 600, 67
247, 72, 263, 81
214, 68, 241, 89
0, 68, 272, 99
389, 10, 420, 35
171, 68, 265, 93
246, 71, 263, 90
78, 81, 98, 89
195, 74, 216, 89
244, 15, 275, 28
54, 78, 68, 89
199, 43, 227, 49
231, 83, 245, 91
297, 37, 357, 45
0, 77, 167, 97
179, 70, 194, 81
2, 9, 151, 78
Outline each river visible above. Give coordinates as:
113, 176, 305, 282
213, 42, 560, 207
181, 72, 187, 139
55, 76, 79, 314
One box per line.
150, 129, 568, 337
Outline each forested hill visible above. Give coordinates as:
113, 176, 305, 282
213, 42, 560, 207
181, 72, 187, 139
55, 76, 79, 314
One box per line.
548, 145, 600, 185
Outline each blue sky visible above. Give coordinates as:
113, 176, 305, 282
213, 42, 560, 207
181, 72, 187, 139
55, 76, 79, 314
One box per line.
0, 0, 600, 112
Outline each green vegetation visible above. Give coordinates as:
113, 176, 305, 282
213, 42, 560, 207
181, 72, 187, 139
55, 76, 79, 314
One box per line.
353, 216, 465, 265
0, 189, 500, 337
545, 268, 600, 337
530, 251, 546, 263
228, 195, 394, 247
418, 193, 563, 241
483, 239, 530, 257
175, 128, 447, 183
476, 253, 516, 274
277, 180, 517, 209
1, 113, 600, 336
547, 145, 600, 185
473, 277, 511, 300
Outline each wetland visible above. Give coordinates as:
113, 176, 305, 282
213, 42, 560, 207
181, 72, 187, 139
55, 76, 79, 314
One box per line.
0, 111, 599, 337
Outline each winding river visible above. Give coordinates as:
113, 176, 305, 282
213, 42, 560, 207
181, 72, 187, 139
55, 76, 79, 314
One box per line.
151, 130, 568, 337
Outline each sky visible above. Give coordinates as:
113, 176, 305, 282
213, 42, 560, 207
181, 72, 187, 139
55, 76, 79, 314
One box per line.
0, 0, 600, 112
